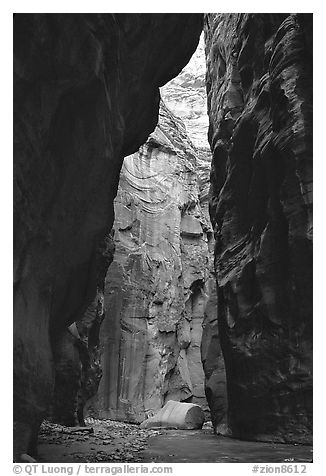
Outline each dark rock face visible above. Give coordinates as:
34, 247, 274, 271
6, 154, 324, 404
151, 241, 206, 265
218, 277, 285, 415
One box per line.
88, 102, 213, 423
13, 13, 202, 458
201, 278, 228, 430
204, 14, 312, 443
50, 233, 115, 427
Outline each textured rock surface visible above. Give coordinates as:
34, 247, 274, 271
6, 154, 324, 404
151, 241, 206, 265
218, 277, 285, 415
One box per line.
88, 102, 213, 423
51, 234, 115, 426
161, 33, 208, 150
140, 400, 204, 430
204, 13, 312, 443
162, 32, 228, 428
201, 278, 228, 430
13, 13, 202, 458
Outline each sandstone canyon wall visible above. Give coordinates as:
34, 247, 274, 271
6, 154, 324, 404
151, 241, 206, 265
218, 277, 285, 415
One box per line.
13, 13, 203, 458
50, 233, 115, 427
14, 12, 313, 456
88, 101, 213, 423
161, 35, 228, 428
86, 37, 228, 426
204, 13, 312, 443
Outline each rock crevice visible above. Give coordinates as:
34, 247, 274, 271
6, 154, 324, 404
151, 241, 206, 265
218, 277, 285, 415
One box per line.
88, 102, 213, 423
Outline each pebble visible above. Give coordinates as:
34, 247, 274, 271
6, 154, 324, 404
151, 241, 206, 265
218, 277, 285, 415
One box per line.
39, 418, 162, 462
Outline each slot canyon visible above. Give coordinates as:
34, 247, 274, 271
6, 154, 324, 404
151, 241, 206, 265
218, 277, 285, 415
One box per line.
13, 13, 312, 463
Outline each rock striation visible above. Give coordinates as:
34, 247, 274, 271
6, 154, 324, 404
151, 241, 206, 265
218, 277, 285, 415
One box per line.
161, 33, 208, 151
13, 13, 203, 458
162, 35, 228, 428
88, 102, 213, 423
14, 11, 312, 454
204, 13, 312, 443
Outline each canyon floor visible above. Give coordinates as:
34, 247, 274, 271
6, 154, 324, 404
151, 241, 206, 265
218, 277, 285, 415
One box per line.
37, 419, 313, 464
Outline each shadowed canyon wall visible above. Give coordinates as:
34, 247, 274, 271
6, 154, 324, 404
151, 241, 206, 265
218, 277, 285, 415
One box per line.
13, 13, 203, 458
14, 12, 313, 458
88, 101, 214, 423
204, 13, 312, 443
50, 233, 115, 427
86, 37, 228, 426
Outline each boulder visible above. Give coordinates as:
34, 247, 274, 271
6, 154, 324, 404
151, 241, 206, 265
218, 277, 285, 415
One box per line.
140, 400, 204, 430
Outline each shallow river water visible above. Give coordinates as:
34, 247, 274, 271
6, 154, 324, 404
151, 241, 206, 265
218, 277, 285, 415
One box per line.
37, 420, 312, 464
140, 429, 312, 463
